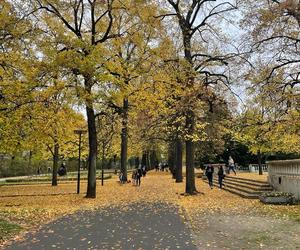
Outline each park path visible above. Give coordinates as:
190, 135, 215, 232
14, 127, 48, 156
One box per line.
6, 202, 197, 250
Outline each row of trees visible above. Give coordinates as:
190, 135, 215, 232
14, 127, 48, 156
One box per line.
0, 0, 299, 197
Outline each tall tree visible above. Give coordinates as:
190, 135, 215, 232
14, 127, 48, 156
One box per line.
31, 0, 119, 198
235, 99, 273, 175
162, 0, 239, 194
104, 0, 162, 181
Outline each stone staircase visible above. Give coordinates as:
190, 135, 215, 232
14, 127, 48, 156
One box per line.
203, 175, 273, 199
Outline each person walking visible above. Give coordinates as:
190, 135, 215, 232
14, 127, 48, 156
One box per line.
119, 171, 124, 184
142, 165, 146, 177
205, 165, 214, 189
136, 167, 142, 186
217, 165, 225, 189
132, 170, 137, 185
228, 156, 236, 175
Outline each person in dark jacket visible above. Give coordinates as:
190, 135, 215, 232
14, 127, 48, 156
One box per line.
58, 163, 67, 176
218, 165, 225, 189
205, 165, 214, 189
137, 167, 142, 186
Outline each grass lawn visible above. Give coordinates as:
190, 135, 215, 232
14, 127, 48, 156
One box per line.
1, 174, 112, 185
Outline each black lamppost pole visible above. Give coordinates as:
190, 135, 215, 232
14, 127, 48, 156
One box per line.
74, 129, 87, 194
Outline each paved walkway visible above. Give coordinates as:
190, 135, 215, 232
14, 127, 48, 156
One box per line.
6, 202, 197, 250
192, 213, 300, 249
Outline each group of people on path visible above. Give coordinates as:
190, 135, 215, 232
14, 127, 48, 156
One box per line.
119, 165, 146, 186
205, 156, 237, 189
205, 165, 225, 189
131, 166, 146, 186
154, 162, 168, 172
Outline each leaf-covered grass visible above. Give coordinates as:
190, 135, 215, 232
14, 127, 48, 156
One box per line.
0, 219, 22, 241
2, 174, 112, 184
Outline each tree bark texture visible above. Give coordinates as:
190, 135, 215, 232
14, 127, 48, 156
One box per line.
120, 98, 128, 181
142, 152, 147, 168
148, 150, 155, 170
258, 150, 263, 175
183, 33, 197, 194
52, 143, 59, 186
85, 78, 97, 198
185, 111, 197, 194
168, 142, 176, 178
175, 139, 183, 183
135, 157, 140, 168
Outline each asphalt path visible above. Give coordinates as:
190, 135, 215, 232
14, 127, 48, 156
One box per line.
7, 202, 197, 250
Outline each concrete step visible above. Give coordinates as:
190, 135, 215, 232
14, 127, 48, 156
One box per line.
219, 182, 269, 195
203, 174, 274, 199
203, 181, 259, 199
225, 175, 268, 184
204, 180, 263, 194
213, 178, 272, 191
222, 185, 259, 199
219, 176, 270, 187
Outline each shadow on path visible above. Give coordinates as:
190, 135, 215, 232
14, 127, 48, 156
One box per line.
6, 202, 197, 250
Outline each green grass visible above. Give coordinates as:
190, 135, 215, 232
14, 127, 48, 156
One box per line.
0, 219, 22, 241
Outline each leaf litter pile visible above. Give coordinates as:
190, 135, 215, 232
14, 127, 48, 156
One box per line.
0, 171, 300, 247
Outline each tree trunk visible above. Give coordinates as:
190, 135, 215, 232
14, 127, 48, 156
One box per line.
146, 151, 150, 170
142, 152, 147, 168
175, 139, 183, 183
120, 98, 128, 181
52, 143, 59, 186
185, 110, 197, 194
85, 78, 97, 198
149, 151, 153, 169
168, 142, 176, 178
257, 150, 263, 175
28, 150, 32, 169
135, 157, 140, 168
150, 150, 158, 170
182, 32, 197, 194
113, 154, 117, 169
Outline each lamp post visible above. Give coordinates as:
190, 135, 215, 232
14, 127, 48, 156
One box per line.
74, 129, 87, 194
